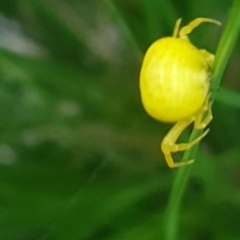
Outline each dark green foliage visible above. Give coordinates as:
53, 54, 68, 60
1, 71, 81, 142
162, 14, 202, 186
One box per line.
0, 0, 239, 239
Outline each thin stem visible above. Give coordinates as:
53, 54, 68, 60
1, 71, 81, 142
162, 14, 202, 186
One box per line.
104, 0, 143, 60
164, 1, 240, 240
142, 0, 178, 41
211, 0, 240, 100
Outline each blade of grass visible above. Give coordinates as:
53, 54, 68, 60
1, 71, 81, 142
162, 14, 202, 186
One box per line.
211, 0, 240, 100
164, 1, 240, 240
104, 0, 143, 60
105, 0, 178, 59
142, 0, 178, 42
216, 87, 240, 108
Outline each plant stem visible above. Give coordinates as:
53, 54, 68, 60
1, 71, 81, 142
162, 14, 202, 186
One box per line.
164, 1, 240, 240
211, 0, 240, 100
104, 0, 143, 60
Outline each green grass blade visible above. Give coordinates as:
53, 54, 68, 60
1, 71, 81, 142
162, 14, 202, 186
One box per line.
212, 0, 240, 100
216, 87, 240, 108
104, 0, 143, 60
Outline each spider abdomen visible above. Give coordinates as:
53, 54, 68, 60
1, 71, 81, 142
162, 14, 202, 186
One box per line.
140, 37, 210, 122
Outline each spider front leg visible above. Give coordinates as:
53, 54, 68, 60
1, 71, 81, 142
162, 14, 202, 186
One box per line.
178, 18, 221, 40
172, 18, 182, 37
161, 117, 209, 168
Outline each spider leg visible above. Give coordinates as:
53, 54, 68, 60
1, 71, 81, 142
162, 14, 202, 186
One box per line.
161, 117, 209, 168
172, 18, 182, 37
200, 49, 215, 67
179, 18, 221, 39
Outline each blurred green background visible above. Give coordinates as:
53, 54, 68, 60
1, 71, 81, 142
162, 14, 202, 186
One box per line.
0, 0, 240, 239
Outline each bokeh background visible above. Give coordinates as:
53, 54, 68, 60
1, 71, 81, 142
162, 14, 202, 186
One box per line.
0, 0, 240, 239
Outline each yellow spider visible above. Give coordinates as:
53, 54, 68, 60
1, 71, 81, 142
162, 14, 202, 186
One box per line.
140, 18, 221, 168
